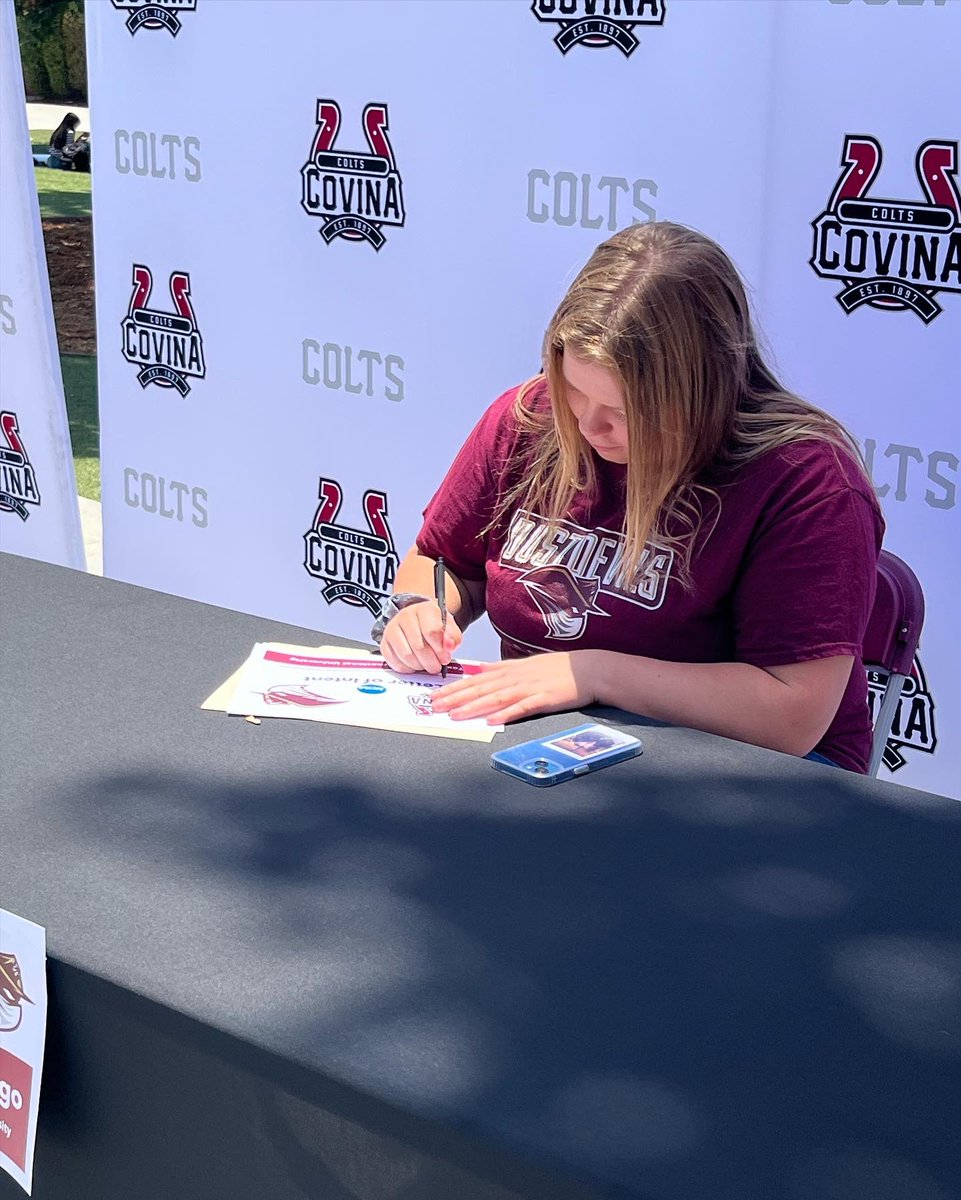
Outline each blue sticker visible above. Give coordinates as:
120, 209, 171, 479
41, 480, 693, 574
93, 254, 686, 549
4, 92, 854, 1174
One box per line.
357, 683, 387, 695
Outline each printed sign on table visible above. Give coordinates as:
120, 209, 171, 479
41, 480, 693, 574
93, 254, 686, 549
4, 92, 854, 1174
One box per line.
0, 910, 47, 1195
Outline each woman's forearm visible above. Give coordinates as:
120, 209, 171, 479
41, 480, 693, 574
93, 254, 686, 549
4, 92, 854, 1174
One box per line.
393, 547, 485, 628
582, 650, 849, 757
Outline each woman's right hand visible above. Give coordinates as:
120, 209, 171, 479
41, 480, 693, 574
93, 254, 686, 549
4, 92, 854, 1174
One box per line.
379, 600, 462, 675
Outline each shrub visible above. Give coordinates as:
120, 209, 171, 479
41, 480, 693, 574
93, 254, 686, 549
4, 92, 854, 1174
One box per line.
15, 0, 85, 101
40, 28, 68, 97
61, 2, 85, 99
17, 18, 49, 97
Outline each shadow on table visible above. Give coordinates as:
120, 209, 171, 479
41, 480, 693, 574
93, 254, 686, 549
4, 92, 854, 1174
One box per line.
43, 754, 961, 1200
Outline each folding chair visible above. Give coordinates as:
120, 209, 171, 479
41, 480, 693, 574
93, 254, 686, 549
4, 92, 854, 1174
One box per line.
863, 549, 926, 777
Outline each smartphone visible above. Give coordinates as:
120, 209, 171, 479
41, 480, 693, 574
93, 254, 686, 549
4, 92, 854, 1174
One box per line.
490, 722, 643, 787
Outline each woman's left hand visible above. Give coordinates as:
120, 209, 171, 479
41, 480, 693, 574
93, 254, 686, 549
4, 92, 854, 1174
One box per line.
430, 651, 599, 724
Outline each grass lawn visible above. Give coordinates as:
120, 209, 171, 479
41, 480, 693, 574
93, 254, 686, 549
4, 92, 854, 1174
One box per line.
61, 354, 100, 502
31, 129, 92, 219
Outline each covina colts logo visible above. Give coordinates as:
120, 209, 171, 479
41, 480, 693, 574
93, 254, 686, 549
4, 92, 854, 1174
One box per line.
300, 101, 406, 250
531, 0, 665, 56
0, 413, 41, 522
811, 136, 961, 324
121, 265, 206, 395
868, 655, 937, 774
110, 0, 196, 36
304, 479, 399, 616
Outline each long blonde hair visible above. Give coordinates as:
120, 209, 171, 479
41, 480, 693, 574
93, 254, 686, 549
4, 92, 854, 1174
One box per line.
503, 221, 866, 587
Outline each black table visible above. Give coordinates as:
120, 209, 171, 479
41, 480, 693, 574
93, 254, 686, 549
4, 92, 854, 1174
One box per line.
1, 552, 959, 1200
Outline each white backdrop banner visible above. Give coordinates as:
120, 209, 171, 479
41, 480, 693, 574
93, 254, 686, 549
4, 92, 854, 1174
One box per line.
86, 0, 959, 797
757, 0, 959, 798
0, 0, 84, 571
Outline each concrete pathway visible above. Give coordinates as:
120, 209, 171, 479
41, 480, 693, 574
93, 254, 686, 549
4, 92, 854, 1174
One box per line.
78, 496, 103, 576
26, 101, 90, 132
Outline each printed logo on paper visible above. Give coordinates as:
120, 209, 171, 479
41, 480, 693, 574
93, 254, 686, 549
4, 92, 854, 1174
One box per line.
304, 479, 399, 615
111, 0, 196, 36
868, 654, 938, 773
300, 101, 406, 250
121, 265, 206, 395
0, 953, 33, 1034
501, 509, 674, 641
531, 0, 666, 57
260, 684, 344, 708
0, 413, 41, 522
811, 136, 961, 324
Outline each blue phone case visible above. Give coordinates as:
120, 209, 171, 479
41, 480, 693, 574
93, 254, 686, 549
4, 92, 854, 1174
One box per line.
490, 722, 643, 786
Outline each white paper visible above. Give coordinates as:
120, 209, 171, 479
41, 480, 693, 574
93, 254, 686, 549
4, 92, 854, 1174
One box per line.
224, 643, 502, 741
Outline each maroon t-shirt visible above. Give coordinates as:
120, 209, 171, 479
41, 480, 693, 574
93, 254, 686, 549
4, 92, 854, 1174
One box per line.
417, 383, 884, 772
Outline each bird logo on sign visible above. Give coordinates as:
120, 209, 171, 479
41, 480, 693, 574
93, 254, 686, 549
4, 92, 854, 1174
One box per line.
0, 953, 32, 1033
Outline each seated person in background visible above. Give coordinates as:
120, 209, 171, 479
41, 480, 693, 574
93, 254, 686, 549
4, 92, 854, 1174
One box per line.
46, 112, 82, 169
373, 221, 884, 772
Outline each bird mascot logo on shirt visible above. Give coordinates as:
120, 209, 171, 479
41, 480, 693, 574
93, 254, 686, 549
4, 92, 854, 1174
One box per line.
110, 0, 197, 37
531, 0, 666, 57
0, 413, 41, 522
517, 565, 610, 640
811, 136, 961, 324
120, 265, 206, 395
502, 508, 674, 644
303, 478, 400, 617
300, 101, 406, 251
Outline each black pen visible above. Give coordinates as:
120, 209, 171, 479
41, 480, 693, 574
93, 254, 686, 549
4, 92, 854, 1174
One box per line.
434, 557, 448, 679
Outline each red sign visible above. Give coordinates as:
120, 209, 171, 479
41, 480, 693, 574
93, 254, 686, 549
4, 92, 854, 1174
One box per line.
0, 1047, 33, 1172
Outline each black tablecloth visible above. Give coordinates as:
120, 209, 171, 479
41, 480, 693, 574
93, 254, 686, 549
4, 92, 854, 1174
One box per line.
1, 552, 959, 1200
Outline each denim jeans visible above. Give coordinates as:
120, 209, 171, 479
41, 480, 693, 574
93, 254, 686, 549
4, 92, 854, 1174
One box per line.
804, 750, 840, 768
